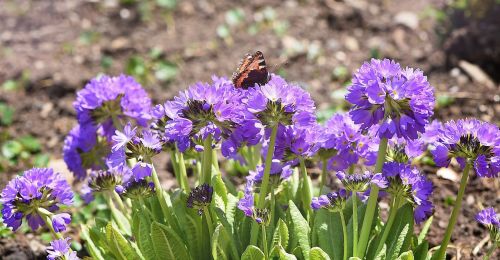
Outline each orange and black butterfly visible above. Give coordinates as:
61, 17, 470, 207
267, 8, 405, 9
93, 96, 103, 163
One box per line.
232, 51, 270, 89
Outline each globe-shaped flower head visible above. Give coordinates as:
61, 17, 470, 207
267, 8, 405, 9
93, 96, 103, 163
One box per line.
46, 238, 80, 260
431, 119, 500, 178
475, 207, 500, 245
164, 76, 248, 151
246, 75, 315, 128
311, 189, 348, 212
346, 59, 435, 140
382, 162, 434, 223
74, 75, 152, 136
1, 168, 74, 232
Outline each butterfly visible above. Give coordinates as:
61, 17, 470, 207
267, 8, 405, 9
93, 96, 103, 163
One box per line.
232, 51, 270, 89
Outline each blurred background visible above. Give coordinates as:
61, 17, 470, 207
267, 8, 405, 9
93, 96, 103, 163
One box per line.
0, 0, 499, 259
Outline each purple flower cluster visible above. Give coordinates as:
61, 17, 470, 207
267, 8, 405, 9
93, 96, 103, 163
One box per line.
273, 125, 320, 164
187, 184, 214, 215
247, 160, 293, 184
74, 75, 151, 133
336, 170, 387, 192
318, 114, 378, 170
111, 122, 162, 162
346, 59, 435, 140
382, 162, 434, 223
46, 238, 79, 260
311, 189, 348, 212
161, 76, 248, 151
476, 207, 500, 244
431, 119, 500, 178
1, 168, 73, 232
246, 75, 315, 128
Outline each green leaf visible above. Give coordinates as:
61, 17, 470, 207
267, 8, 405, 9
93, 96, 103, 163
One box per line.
154, 61, 178, 82
2, 140, 22, 159
270, 245, 297, 260
288, 200, 310, 260
156, 0, 177, 9
185, 214, 203, 259
105, 223, 142, 260
150, 222, 190, 260
413, 241, 429, 260
18, 135, 41, 152
2, 80, 18, 91
241, 245, 264, 260
272, 219, 289, 249
33, 154, 50, 167
214, 207, 241, 258
388, 224, 409, 260
397, 251, 414, 260
312, 210, 343, 258
0, 103, 14, 125
417, 217, 433, 244
385, 204, 414, 260
226, 194, 239, 229
80, 224, 105, 260
212, 224, 230, 260
213, 173, 228, 210
374, 244, 387, 260
310, 247, 331, 260
135, 212, 156, 260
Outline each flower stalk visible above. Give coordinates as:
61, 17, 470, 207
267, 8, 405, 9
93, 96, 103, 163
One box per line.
357, 137, 388, 257
434, 162, 472, 260
202, 135, 214, 184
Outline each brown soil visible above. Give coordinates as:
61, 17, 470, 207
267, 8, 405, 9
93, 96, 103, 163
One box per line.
0, 0, 499, 259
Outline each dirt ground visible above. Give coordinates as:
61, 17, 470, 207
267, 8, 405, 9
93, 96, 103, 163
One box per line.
0, 0, 499, 259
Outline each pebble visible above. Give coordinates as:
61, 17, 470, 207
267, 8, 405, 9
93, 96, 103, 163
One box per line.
394, 11, 419, 30
40, 102, 54, 118
465, 195, 475, 205
437, 167, 460, 182
344, 36, 359, 51
458, 60, 496, 89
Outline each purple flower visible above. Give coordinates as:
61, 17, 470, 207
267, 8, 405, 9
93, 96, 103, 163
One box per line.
162, 76, 248, 150
246, 75, 316, 128
119, 179, 155, 200
46, 238, 79, 260
187, 184, 214, 215
476, 207, 500, 227
311, 189, 348, 212
131, 162, 153, 181
52, 213, 71, 232
88, 166, 130, 192
221, 120, 264, 159
382, 162, 434, 223
237, 182, 255, 217
111, 127, 163, 162
346, 59, 435, 140
80, 184, 94, 204
74, 75, 151, 132
431, 119, 500, 178
63, 124, 105, 180
111, 122, 137, 151
246, 160, 293, 185
475, 207, 500, 244
1, 168, 73, 231
336, 170, 387, 192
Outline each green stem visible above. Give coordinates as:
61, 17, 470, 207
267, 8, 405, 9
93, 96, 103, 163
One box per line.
352, 191, 359, 257
149, 163, 170, 221
201, 135, 213, 184
203, 208, 214, 239
262, 225, 269, 260
434, 162, 472, 260
357, 137, 388, 257
176, 147, 190, 192
270, 186, 276, 225
320, 158, 328, 195
250, 125, 279, 245
170, 150, 181, 186
340, 212, 348, 260
212, 149, 220, 174
111, 190, 127, 214
484, 243, 497, 260
38, 210, 63, 240
105, 194, 128, 233
299, 158, 313, 219
375, 197, 401, 255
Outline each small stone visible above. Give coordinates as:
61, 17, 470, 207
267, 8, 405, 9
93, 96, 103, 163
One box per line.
458, 60, 496, 89
450, 68, 461, 78
111, 37, 130, 51
344, 36, 359, 51
394, 11, 419, 30
437, 167, 460, 182
40, 102, 54, 118
465, 195, 475, 205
